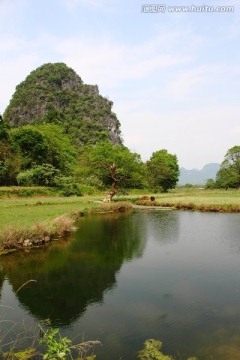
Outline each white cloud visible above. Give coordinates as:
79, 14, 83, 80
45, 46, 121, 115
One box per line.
63, 0, 114, 11
54, 33, 191, 90
118, 103, 240, 167
166, 65, 213, 101
229, 14, 240, 40
0, 0, 19, 14
0, 0, 27, 29
0, 53, 39, 113
233, 126, 240, 135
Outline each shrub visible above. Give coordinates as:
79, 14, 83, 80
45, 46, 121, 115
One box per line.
83, 175, 105, 189
17, 168, 35, 186
17, 164, 60, 186
53, 176, 83, 197
204, 179, 216, 189
16, 166, 83, 196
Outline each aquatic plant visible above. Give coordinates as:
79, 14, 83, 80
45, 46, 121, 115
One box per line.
137, 339, 197, 360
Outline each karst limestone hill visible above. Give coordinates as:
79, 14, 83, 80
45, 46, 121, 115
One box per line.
4, 62, 122, 146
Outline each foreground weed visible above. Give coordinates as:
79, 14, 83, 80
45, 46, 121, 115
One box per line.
137, 339, 197, 360
38, 325, 100, 360
3, 348, 35, 359
39, 327, 71, 359
51, 215, 75, 236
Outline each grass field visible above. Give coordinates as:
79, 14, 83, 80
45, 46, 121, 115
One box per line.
0, 187, 240, 249
1, 188, 240, 229
0, 194, 100, 250
0, 196, 100, 230
151, 188, 240, 211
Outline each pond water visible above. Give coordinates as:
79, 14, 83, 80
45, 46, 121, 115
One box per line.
1, 209, 240, 359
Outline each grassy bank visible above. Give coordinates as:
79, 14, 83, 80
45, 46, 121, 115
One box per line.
134, 188, 240, 212
0, 195, 132, 251
1, 187, 240, 251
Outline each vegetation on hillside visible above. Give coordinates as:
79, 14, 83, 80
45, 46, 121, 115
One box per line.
11, 124, 77, 172
4, 62, 122, 146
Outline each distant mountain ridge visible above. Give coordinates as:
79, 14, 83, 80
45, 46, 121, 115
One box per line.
178, 163, 220, 185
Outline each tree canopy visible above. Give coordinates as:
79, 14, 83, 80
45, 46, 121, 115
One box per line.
10, 124, 77, 173
0, 116, 20, 185
78, 142, 145, 200
147, 149, 179, 192
0, 115, 10, 141
216, 146, 240, 189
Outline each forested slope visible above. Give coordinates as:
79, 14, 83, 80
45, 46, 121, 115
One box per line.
4, 62, 122, 146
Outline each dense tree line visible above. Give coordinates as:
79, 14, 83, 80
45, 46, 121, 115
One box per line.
2, 114, 240, 194
205, 146, 240, 189
0, 112, 240, 195
0, 116, 180, 196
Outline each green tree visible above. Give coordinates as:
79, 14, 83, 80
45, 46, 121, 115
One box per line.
0, 116, 20, 185
10, 126, 48, 169
81, 142, 145, 201
204, 178, 216, 189
17, 164, 61, 186
216, 146, 240, 189
0, 115, 10, 141
10, 124, 77, 174
0, 141, 21, 185
147, 149, 179, 192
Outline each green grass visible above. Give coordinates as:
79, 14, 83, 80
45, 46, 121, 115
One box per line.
1, 188, 240, 230
133, 188, 240, 212
0, 196, 101, 231
0, 186, 59, 198
1, 187, 240, 246
157, 188, 240, 204
0, 193, 133, 249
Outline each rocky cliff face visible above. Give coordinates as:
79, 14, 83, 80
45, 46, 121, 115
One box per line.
4, 63, 122, 145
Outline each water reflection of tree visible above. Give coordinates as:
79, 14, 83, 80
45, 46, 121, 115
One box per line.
0, 270, 4, 298
0, 212, 146, 327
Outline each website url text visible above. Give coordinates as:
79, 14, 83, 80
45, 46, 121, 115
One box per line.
141, 4, 235, 13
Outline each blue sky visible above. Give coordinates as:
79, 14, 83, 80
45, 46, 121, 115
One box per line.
0, 0, 239, 169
